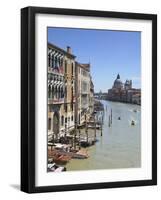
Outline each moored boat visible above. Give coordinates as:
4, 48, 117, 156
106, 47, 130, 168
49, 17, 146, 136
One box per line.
47, 163, 66, 172
131, 120, 135, 126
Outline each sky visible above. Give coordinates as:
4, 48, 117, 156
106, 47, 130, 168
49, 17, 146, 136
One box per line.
48, 27, 141, 93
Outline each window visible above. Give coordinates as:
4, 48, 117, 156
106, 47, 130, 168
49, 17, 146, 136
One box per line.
52, 54, 54, 68
61, 116, 64, 126
65, 60, 67, 73
71, 115, 73, 121
71, 102, 73, 111
65, 117, 67, 124
55, 56, 58, 68
48, 118, 51, 130
48, 52, 51, 67
71, 63, 74, 75
64, 104, 67, 112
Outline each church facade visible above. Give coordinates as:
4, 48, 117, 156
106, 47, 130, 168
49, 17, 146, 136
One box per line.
107, 74, 141, 105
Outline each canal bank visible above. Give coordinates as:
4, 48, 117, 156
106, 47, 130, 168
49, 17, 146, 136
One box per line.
66, 100, 141, 171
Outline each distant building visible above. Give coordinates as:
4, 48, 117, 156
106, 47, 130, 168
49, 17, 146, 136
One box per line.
132, 93, 141, 105
94, 91, 108, 100
107, 74, 141, 105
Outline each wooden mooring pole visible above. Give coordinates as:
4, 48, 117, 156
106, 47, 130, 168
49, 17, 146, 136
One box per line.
85, 114, 88, 143
108, 115, 111, 127
78, 128, 81, 149
94, 115, 96, 140
111, 109, 112, 124
101, 114, 103, 136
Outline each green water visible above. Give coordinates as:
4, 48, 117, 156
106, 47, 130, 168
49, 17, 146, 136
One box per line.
66, 100, 141, 171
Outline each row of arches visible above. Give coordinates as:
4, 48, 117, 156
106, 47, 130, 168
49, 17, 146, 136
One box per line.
48, 49, 64, 69
48, 84, 65, 99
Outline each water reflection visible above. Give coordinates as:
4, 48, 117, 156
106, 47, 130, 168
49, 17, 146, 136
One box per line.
66, 100, 141, 171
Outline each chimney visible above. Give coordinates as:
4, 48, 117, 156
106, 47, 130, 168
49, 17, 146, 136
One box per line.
67, 46, 72, 54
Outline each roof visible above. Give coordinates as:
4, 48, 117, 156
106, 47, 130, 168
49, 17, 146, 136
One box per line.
48, 42, 76, 59
76, 62, 90, 71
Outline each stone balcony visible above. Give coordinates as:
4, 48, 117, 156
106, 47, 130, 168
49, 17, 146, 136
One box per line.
48, 98, 64, 104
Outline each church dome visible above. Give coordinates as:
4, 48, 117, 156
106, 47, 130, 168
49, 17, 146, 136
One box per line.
113, 74, 123, 89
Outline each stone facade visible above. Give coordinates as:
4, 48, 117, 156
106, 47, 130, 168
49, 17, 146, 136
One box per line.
48, 43, 94, 141
48, 43, 76, 141
75, 62, 94, 125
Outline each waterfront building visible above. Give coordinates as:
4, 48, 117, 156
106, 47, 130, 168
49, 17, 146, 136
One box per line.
132, 93, 141, 105
75, 62, 93, 125
48, 43, 76, 141
107, 74, 141, 105
48, 42, 94, 142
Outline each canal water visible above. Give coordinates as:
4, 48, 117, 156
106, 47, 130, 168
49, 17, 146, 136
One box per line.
66, 100, 141, 171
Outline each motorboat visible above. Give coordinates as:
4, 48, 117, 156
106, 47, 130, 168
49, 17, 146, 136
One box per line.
131, 120, 135, 126
118, 117, 121, 120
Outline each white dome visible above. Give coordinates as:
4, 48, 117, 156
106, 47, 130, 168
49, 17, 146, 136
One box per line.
113, 74, 123, 89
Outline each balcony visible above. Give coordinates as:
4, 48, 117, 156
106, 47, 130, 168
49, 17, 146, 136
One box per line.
81, 103, 89, 109
81, 90, 89, 95
48, 67, 64, 75
48, 98, 64, 104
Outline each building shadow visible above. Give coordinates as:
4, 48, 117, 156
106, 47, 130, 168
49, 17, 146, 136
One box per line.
10, 184, 20, 191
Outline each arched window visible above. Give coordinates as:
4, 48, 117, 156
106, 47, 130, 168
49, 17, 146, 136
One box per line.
57, 86, 60, 99
55, 56, 58, 68
54, 85, 57, 99
49, 85, 53, 99
61, 57, 63, 67
61, 116, 64, 126
71, 63, 74, 75
61, 86, 64, 98
55, 87, 57, 99
71, 86, 74, 103
48, 118, 51, 130
65, 60, 67, 73
52, 85, 54, 99
65, 85, 67, 98
52, 54, 54, 68
48, 52, 51, 67
48, 85, 51, 98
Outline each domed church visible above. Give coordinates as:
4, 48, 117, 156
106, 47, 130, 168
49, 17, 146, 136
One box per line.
113, 74, 123, 90
107, 74, 134, 102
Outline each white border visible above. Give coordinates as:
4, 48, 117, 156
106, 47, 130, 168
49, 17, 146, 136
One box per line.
35, 14, 152, 186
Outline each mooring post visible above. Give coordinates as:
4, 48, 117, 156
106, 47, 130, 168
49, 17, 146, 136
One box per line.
111, 109, 112, 124
79, 128, 81, 149
101, 114, 103, 136
85, 114, 88, 143
108, 115, 111, 127
94, 115, 96, 140
74, 124, 77, 150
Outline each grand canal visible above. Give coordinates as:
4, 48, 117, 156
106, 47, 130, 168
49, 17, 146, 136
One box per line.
66, 100, 141, 171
